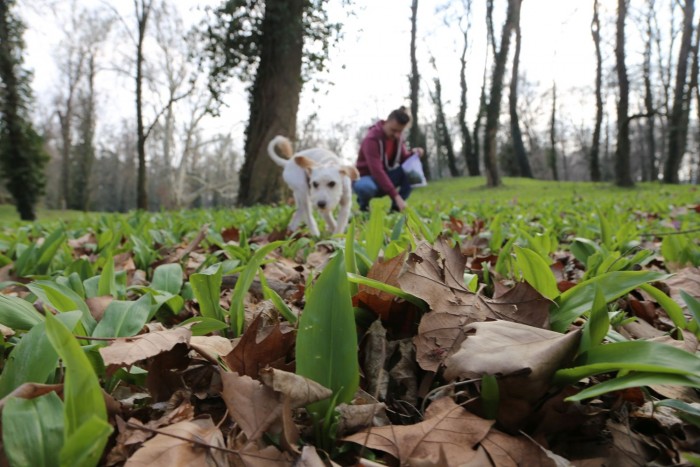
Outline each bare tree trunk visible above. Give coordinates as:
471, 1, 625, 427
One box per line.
664, 0, 694, 183
408, 0, 429, 179
458, 0, 478, 176
590, 0, 603, 182
430, 75, 459, 177
548, 82, 559, 181
57, 52, 83, 209
238, 0, 305, 206
484, 0, 519, 187
135, 0, 153, 210
615, 0, 634, 187
508, 0, 531, 178
643, 0, 657, 181
74, 54, 97, 211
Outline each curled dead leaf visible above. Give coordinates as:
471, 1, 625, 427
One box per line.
189, 336, 234, 364
124, 416, 228, 467
344, 397, 494, 465
99, 325, 192, 369
220, 371, 283, 441
258, 368, 332, 409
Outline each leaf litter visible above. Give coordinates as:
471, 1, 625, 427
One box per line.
0, 219, 699, 466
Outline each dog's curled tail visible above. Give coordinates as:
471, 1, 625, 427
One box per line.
267, 135, 294, 168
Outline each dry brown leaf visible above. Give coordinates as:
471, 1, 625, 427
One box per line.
362, 319, 390, 399
222, 315, 295, 378
443, 321, 581, 394
295, 446, 341, 467
354, 252, 407, 320
478, 430, 558, 467
413, 311, 471, 372
0, 323, 14, 337
279, 397, 300, 455
344, 397, 494, 465
86, 296, 114, 322
258, 368, 332, 408
443, 320, 580, 431
124, 416, 228, 467
99, 326, 192, 369
336, 402, 389, 435
220, 371, 282, 441
0, 383, 62, 411
398, 240, 487, 317
490, 281, 552, 329
189, 336, 234, 364
231, 445, 293, 467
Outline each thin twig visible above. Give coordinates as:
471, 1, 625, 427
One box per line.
126, 421, 239, 454
72, 335, 118, 341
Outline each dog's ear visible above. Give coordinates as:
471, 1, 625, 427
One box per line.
340, 165, 360, 181
294, 156, 316, 177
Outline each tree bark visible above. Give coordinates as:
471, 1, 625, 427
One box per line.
548, 82, 559, 181
615, 0, 634, 187
484, 0, 518, 187
664, 0, 694, 183
459, 1, 478, 176
642, 0, 657, 181
430, 76, 459, 177
408, 0, 429, 180
0, 0, 46, 220
590, 0, 603, 182
508, 1, 531, 178
237, 0, 305, 206
74, 54, 97, 211
135, 0, 153, 210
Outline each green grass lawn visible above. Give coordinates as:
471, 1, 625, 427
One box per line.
0, 204, 94, 226
0, 177, 697, 227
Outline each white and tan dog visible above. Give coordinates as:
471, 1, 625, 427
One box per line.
268, 135, 359, 236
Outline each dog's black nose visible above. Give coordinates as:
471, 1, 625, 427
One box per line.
317, 200, 327, 209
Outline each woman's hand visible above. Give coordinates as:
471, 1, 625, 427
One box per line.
393, 195, 407, 211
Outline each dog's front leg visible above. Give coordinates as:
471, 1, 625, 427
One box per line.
334, 198, 351, 235
321, 210, 337, 233
295, 191, 320, 236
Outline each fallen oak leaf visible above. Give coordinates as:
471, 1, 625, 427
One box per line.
0, 383, 63, 412
220, 371, 284, 441
258, 367, 332, 408
124, 416, 229, 467
443, 321, 581, 391
443, 320, 581, 431
222, 314, 295, 378
189, 335, 234, 364
344, 397, 494, 465
99, 325, 192, 369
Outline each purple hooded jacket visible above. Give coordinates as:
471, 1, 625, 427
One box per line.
355, 120, 411, 199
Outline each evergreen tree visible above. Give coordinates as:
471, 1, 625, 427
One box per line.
0, 0, 49, 220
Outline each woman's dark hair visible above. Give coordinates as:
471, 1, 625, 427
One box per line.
387, 106, 411, 125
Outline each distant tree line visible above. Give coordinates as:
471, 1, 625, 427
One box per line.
0, 0, 699, 219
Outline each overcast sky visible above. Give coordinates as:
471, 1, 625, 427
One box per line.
20, 0, 632, 161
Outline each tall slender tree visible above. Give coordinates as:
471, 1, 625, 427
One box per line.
203, 0, 343, 206
590, 0, 603, 182
548, 82, 559, 181
642, 0, 657, 181
429, 73, 459, 177
664, 0, 695, 183
614, 0, 633, 187
134, 0, 154, 210
508, 0, 531, 178
483, 0, 519, 187
0, 0, 49, 220
409, 0, 429, 179
458, 0, 478, 176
